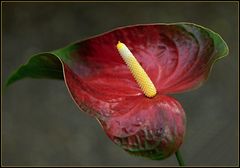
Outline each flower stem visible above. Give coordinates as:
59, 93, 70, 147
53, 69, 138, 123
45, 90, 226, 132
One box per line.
175, 150, 185, 166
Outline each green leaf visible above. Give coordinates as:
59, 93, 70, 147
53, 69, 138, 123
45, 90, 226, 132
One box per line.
5, 53, 63, 88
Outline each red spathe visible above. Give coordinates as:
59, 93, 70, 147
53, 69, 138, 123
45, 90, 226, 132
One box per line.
57, 24, 226, 159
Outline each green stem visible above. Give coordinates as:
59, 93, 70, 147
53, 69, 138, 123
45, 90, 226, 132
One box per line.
175, 150, 185, 166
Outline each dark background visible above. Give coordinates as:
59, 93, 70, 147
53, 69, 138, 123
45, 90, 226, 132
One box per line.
2, 2, 238, 166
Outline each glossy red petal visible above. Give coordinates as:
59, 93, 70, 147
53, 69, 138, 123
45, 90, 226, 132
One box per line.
55, 23, 227, 117
98, 95, 186, 160
64, 63, 142, 119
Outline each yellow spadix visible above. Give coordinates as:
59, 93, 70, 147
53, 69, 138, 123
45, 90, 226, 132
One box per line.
116, 41, 157, 98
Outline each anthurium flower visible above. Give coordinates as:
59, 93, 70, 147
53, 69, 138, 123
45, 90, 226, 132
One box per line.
6, 23, 228, 162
